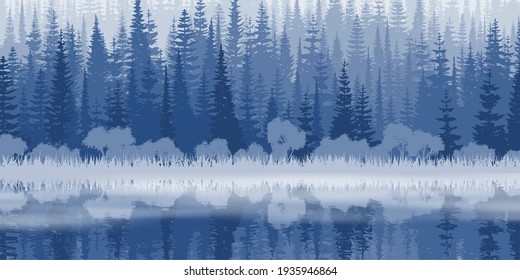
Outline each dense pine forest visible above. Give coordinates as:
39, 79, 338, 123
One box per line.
1, 0, 520, 161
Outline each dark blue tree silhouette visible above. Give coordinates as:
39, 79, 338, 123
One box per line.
474, 70, 506, 156
329, 60, 355, 140
105, 80, 127, 129
437, 90, 462, 158
225, 0, 243, 83
0, 56, 17, 135
172, 52, 196, 154
160, 66, 174, 139
176, 9, 199, 94
45, 30, 75, 146
30, 69, 48, 144
310, 80, 324, 150
210, 46, 243, 153
79, 69, 91, 139
507, 23, 520, 151
239, 41, 260, 147
87, 15, 109, 121
353, 85, 375, 145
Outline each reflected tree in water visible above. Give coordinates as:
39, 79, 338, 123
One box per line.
208, 194, 246, 260
475, 189, 507, 260
436, 193, 461, 259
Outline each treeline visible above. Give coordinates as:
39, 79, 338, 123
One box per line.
1, 0, 520, 158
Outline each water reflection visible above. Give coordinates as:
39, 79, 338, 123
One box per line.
1, 180, 520, 259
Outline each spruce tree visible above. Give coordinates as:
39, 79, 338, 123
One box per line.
329, 60, 355, 140
176, 9, 199, 92
46, 31, 75, 146
297, 86, 313, 155
474, 70, 506, 156
172, 51, 196, 154
401, 88, 416, 129
210, 46, 243, 153
42, 7, 60, 82
160, 66, 174, 139
0, 56, 17, 135
30, 69, 47, 144
437, 90, 462, 158
310, 80, 323, 150
79, 69, 91, 139
353, 85, 375, 145
507, 22, 520, 150
226, 0, 243, 83
105, 80, 127, 129
373, 68, 385, 141
26, 8, 43, 65
264, 88, 279, 141
348, 14, 366, 79
87, 15, 109, 120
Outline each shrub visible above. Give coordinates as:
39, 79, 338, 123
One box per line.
0, 134, 27, 159
313, 135, 370, 159
31, 144, 80, 161
195, 138, 231, 161
454, 143, 496, 161
267, 118, 305, 160
83, 127, 136, 159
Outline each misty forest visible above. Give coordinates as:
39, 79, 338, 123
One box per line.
2, 0, 520, 163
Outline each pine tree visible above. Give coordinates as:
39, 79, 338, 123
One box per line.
485, 19, 511, 116
417, 33, 451, 135
113, 14, 130, 83
302, 14, 320, 88
330, 60, 355, 140
79, 69, 91, 139
172, 51, 196, 154
210, 46, 243, 153
87, 15, 109, 120
146, 9, 160, 62
401, 88, 416, 129
105, 80, 127, 129
310, 80, 323, 150
46, 31, 75, 146
239, 41, 260, 146
390, 0, 407, 42
411, 0, 426, 39
373, 25, 384, 75
384, 21, 394, 98
0, 56, 17, 135
298, 86, 313, 154
474, 70, 506, 156
325, 0, 346, 44
129, 0, 151, 106
348, 14, 366, 79
507, 22, 520, 151
373, 68, 385, 141
279, 25, 294, 97
176, 9, 199, 92
353, 85, 375, 145
42, 6, 60, 82
2, 7, 16, 50
30, 69, 48, 144
252, 1, 274, 82
160, 66, 174, 139
65, 23, 84, 102
226, 0, 243, 83
458, 44, 480, 144
26, 8, 43, 65
437, 90, 462, 158
264, 88, 279, 141
373, 0, 386, 27
18, 0, 26, 48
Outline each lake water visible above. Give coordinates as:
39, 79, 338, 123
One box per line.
1, 178, 520, 260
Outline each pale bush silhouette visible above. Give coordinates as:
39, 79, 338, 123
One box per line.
313, 135, 370, 159
83, 127, 136, 159
31, 144, 80, 161
378, 124, 444, 160
454, 143, 496, 161
235, 143, 268, 160
0, 134, 27, 159
267, 118, 305, 159
195, 138, 231, 161
139, 138, 183, 159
